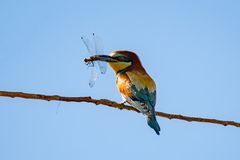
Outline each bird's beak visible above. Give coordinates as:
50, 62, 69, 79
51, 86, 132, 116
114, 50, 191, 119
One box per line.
85, 55, 118, 63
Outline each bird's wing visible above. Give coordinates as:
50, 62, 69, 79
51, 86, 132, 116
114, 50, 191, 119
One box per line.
117, 71, 156, 113
130, 85, 156, 107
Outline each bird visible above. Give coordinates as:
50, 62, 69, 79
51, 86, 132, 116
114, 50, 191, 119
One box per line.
92, 51, 161, 135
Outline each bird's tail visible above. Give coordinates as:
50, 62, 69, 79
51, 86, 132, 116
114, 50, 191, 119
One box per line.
147, 114, 161, 135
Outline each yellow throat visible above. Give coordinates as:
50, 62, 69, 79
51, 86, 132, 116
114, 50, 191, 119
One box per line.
108, 61, 132, 74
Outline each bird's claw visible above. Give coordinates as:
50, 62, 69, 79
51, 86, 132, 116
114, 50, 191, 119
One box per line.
120, 100, 128, 105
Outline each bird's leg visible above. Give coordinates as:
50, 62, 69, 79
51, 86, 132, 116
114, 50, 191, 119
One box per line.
120, 96, 128, 105
120, 100, 128, 105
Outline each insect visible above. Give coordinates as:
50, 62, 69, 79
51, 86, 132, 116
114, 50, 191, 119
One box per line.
81, 33, 107, 87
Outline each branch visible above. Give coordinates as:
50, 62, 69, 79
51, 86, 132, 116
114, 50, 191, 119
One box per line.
0, 91, 239, 127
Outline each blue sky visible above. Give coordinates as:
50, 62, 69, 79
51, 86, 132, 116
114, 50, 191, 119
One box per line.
0, 0, 240, 160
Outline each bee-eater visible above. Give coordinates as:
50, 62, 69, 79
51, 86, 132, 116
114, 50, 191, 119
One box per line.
92, 51, 160, 135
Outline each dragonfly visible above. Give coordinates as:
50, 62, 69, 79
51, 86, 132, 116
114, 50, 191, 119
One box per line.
81, 33, 107, 87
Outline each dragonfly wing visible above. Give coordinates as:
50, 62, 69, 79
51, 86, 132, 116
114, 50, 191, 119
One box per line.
81, 36, 94, 55
97, 61, 107, 74
92, 33, 107, 74
89, 62, 98, 88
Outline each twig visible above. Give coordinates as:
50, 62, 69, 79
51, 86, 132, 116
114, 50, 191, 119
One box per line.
0, 90, 239, 127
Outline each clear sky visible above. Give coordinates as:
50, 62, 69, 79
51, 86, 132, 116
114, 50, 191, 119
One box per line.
0, 0, 240, 160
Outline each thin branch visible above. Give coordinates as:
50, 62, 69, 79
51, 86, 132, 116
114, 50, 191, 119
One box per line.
0, 90, 239, 127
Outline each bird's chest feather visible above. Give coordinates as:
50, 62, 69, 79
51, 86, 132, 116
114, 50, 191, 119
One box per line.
116, 74, 133, 97
116, 71, 156, 96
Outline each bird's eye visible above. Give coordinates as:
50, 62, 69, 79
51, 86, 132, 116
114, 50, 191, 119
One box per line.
117, 56, 131, 62
117, 56, 126, 61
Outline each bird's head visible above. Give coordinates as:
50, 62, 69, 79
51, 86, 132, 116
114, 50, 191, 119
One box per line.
91, 51, 144, 74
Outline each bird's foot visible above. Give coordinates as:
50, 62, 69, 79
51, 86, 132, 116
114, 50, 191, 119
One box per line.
120, 100, 128, 105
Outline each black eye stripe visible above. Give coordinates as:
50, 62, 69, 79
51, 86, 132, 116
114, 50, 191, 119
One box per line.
117, 56, 126, 60
115, 56, 131, 62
